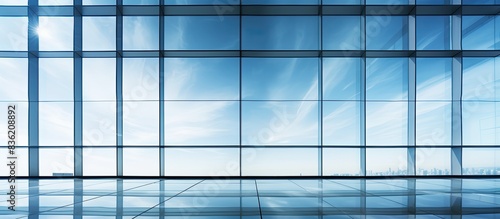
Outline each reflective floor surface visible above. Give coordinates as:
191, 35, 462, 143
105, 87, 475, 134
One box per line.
0, 178, 499, 218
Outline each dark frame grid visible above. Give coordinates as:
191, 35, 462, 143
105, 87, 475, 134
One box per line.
0, 1, 499, 178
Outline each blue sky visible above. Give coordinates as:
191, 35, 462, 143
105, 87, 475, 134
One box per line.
0, 13, 499, 176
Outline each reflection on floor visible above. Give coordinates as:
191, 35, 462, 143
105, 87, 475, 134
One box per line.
1, 178, 499, 218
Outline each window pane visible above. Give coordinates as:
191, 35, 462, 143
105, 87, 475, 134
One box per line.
39, 58, 73, 101
39, 148, 74, 176
123, 101, 159, 145
38, 17, 73, 51
416, 148, 451, 175
242, 58, 318, 100
242, 101, 319, 146
366, 58, 408, 101
463, 57, 499, 101
463, 148, 500, 175
462, 16, 500, 50
0, 103, 28, 146
242, 0, 317, 4
123, 0, 158, 4
165, 148, 239, 176
463, 0, 498, 4
83, 0, 115, 4
323, 58, 361, 100
123, 16, 159, 50
123, 148, 159, 176
242, 148, 319, 176
83, 58, 116, 101
366, 102, 407, 146
367, 0, 409, 4
83, 17, 116, 51
165, 101, 239, 145
39, 102, 74, 146
83, 148, 116, 176
0, 0, 27, 5
462, 102, 500, 145
39, 0, 73, 5
366, 16, 408, 50
366, 148, 407, 176
416, 102, 452, 145
0, 148, 28, 176
323, 148, 360, 176
417, 0, 453, 4
83, 102, 116, 146
242, 16, 319, 50
123, 58, 159, 101
0, 58, 28, 101
323, 16, 361, 50
323, 101, 361, 146
324, 0, 360, 4
0, 17, 27, 51
164, 58, 239, 100
164, 16, 239, 50
417, 16, 451, 50
417, 58, 452, 101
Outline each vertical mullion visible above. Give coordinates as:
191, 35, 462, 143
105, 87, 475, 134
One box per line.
318, 2, 323, 177
360, 1, 366, 177
74, 0, 83, 177
239, 0, 242, 177
28, 0, 39, 218
116, 0, 124, 177
159, 0, 165, 178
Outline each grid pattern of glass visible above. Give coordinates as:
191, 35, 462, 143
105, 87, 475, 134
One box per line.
0, 0, 499, 177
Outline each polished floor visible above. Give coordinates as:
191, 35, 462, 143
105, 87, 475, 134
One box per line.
1, 178, 499, 218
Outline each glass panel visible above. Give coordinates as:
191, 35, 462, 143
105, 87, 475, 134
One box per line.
417, 0, 452, 4
323, 58, 361, 100
83, 58, 116, 101
39, 148, 74, 176
323, 101, 361, 146
417, 58, 452, 101
242, 0, 317, 4
462, 16, 500, 50
83, 102, 116, 146
242, 16, 319, 50
83, 17, 116, 51
38, 17, 74, 51
463, 0, 498, 4
123, 101, 159, 146
366, 0, 409, 4
463, 148, 500, 175
366, 102, 407, 146
366, 16, 408, 50
366, 148, 407, 176
242, 58, 319, 100
83, 0, 115, 4
0, 147, 28, 176
323, 0, 361, 4
323, 16, 361, 50
463, 57, 499, 101
242, 148, 319, 176
164, 58, 239, 100
83, 148, 116, 176
0, 58, 28, 101
0, 103, 28, 146
0, 0, 27, 5
39, 58, 73, 101
416, 148, 451, 175
416, 102, 452, 145
164, 16, 239, 50
166, 0, 222, 4
123, 0, 159, 4
323, 148, 360, 176
123, 148, 159, 176
0, 17, 27, 51
165, 148, 239, 176
462, 102, 500, 145
123, 16, 159, 50
366, 58, 408, 101
39, 102, 74, 146
242, 101, 319, 146
39, 0, 73, 5
123, 58, 159, 101
417, 16, 451, 50
165, 101, 239, 145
